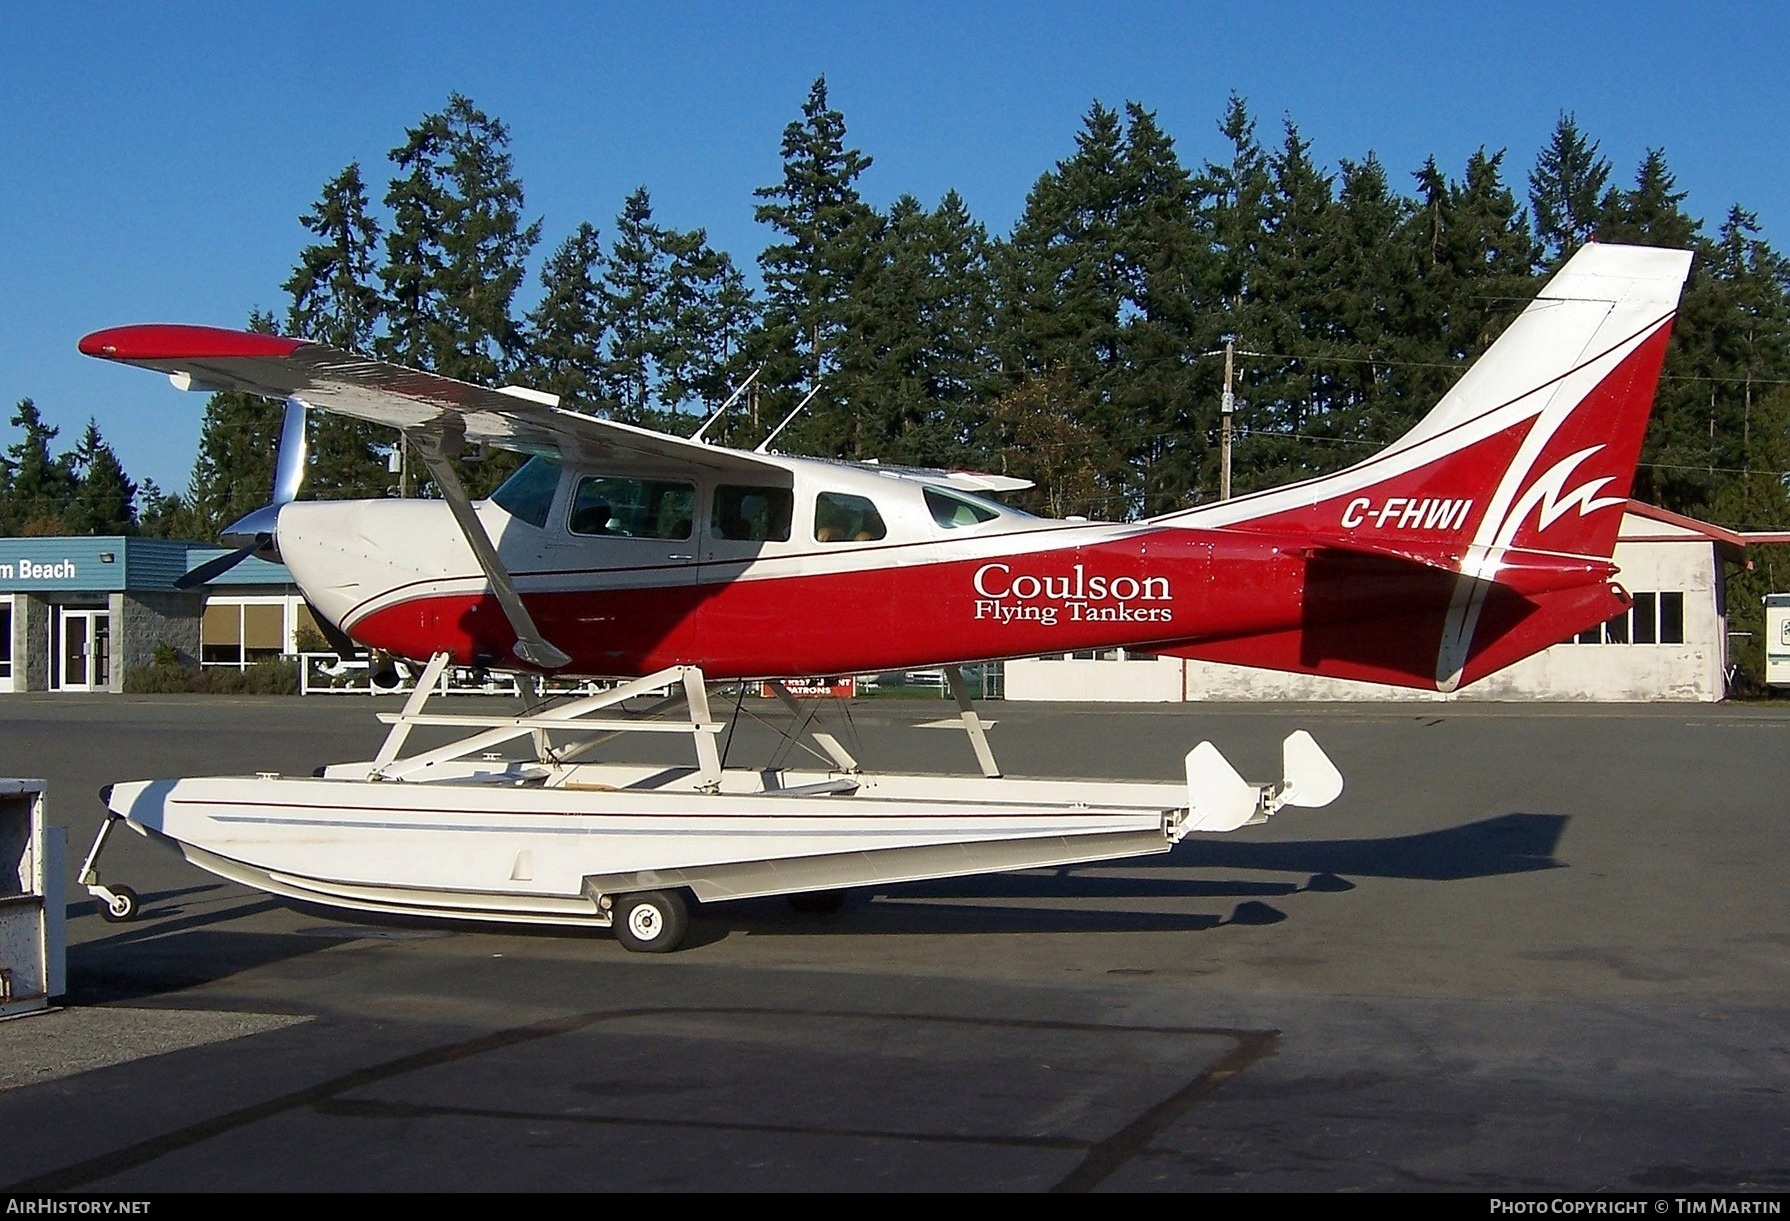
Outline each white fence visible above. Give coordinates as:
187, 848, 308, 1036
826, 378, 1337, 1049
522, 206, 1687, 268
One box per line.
298, 653, 612, 698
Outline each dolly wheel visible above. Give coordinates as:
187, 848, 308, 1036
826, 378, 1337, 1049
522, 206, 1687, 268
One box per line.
100, 885, 139, 923
613, 890, 688, 953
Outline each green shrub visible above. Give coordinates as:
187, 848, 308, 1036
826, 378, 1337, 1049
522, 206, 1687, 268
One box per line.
123, 658, 300, 695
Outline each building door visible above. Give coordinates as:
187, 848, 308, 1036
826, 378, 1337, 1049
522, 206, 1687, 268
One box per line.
58, 609, 110, 692
0, 598, 12, 694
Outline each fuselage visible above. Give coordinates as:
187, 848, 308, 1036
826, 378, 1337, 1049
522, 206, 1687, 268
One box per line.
277, 452, 1327, 679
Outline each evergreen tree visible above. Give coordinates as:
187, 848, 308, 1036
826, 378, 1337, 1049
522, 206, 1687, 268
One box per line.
134, 478, 201, 540
1528, 113, 1612, 266
654, 234, 758, 430
1600, 149, 1710, 511
378, 94, 541, 493
1398, 149, 1539, 413
285, 161, 390, 497
1194, 95, 1274, 346
525, 221, 612, 415
379, 94, 540, 382
1112, 103, 1208, 512
753, 76, 879, 444
994, 102, 1134, 517
1185, 97, 1278, 500
602, 187, 671, 424
1224, 116, 1343, 492
286, 162, 384, 348
832, 191, 997, 464
1314, 154, 1417, 453
1597, 148, 1699, 249
64, 419, 137, 535
0, 399, 76, 535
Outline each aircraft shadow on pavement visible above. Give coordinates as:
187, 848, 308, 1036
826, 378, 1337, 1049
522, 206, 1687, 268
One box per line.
724, 811, 1567, 942
65, 889, 332, 1004
1168, 810, 1568, 882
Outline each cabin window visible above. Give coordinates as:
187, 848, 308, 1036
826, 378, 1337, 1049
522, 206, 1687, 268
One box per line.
814, 492, 887, 542
489, 456, 561, 529
569, 476, 694, 539
925, 487, 1001, 529
711, 485, 792, 542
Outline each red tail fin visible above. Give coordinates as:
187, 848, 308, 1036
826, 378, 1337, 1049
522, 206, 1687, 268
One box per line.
1159, 243, 1694, 692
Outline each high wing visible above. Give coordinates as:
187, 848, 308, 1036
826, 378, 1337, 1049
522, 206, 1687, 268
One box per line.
82, 322, 803, 669
79, 323, 1033, 671
78, 323, 787, 480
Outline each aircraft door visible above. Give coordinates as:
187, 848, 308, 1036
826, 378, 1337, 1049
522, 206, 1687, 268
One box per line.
547, 474, 705, 664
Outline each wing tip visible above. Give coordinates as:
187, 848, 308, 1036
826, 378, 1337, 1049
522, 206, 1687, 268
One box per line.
78, 324, 305, 362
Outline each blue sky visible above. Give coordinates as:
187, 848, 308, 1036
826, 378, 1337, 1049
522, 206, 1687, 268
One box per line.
5, 1, 1787, 495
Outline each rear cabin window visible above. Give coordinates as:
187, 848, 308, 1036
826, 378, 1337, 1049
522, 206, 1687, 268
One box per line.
925, 487, 1001, 529
814, 492, 887, 542
711, 485, 793, 542
490, 456, 561, 529
569, 476, 695, 539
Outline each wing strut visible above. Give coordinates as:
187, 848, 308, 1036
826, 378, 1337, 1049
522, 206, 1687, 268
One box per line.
410, 427, 571, 670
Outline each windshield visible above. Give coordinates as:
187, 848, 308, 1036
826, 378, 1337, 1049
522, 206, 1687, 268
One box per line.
489, 456, 562, 528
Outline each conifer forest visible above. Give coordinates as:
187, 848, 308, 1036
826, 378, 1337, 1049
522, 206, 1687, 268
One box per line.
6, 82, 1788, 682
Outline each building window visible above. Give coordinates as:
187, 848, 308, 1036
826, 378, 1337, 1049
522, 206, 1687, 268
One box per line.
203, 599, 288, 667
1569, 592, 1686, 646
1604, 611, 1629, 645
1660, 591, 1685, 644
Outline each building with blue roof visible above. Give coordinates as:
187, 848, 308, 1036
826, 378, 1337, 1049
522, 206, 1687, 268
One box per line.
0, 536, 304, 693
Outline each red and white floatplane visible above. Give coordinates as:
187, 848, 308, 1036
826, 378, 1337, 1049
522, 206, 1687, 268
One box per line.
75, 242, 1691, 950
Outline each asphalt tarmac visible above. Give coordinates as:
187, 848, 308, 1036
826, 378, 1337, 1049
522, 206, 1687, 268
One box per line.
0, 691, 1786, 1193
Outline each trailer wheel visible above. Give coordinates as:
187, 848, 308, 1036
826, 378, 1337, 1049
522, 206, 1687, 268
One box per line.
788, 889, 846, 914
100, 885, 139, 923
613, 890, 688, 953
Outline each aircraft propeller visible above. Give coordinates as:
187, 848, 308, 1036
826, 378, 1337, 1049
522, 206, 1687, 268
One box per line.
175, 397, 308, 589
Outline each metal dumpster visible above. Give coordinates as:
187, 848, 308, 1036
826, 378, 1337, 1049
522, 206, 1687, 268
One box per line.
0, 779, 65, 1019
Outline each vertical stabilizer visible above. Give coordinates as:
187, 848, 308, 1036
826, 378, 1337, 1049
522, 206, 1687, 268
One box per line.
1158, 243, 1694, 692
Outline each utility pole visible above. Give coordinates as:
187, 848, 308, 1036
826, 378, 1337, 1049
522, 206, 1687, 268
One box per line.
1199, 340, 1262, 503
1220, 340, 1236, 501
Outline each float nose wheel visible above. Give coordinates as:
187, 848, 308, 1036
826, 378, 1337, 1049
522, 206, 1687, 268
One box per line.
612, 890, 689, 953
99, 885, 139, 923
80, 809, 142, 922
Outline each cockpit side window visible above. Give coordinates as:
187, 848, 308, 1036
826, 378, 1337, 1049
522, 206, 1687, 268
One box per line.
489, 456, 562, 529
711, 485, 793, 542
814, 492, 887, 542
569, 476, 695, 539
924, 486, 1001, 529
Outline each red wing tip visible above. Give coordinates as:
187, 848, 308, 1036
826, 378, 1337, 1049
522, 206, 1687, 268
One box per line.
78, 324, 306, 361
